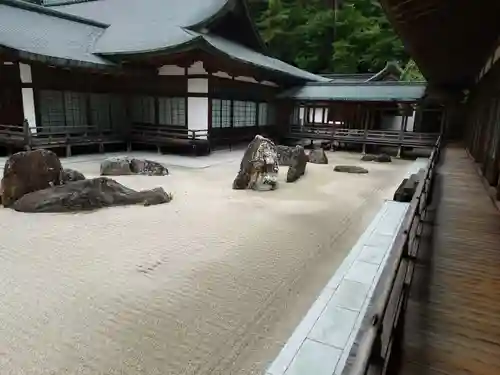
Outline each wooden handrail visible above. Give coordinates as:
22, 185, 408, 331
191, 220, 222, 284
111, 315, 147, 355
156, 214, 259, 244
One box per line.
346, 135, 442, 375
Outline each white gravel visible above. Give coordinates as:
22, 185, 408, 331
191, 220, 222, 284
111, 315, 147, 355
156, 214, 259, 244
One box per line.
0, 150, 413, 375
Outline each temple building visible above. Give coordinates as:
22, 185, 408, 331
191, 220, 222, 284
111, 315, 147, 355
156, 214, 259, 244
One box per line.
0, 0, 436, 155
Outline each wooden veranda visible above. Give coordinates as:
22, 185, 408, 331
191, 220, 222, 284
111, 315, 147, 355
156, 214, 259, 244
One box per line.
343, 144, 500, 375
399, 146, 500, 375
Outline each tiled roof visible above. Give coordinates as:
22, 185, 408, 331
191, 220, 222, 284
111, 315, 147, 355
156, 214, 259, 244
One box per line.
279, 82, 427, 102
201, 33, 330, 82
0, 0, 328, 81
0, 0, 111, 66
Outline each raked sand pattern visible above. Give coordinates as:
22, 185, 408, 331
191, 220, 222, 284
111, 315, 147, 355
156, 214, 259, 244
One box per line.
0, 150, 413, 375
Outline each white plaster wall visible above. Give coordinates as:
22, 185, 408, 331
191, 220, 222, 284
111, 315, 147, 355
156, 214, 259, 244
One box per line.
188, 97, 208, 139
21, 88, 37, 132
213, 71, 232, 79
306, 108, 326, 124
299, 107, 305, 125
188, 78, 208, 94
19, 63, 37, 132
19, 63, 32, 83
235, 76, 258, 83
158, 65, 185, 76
188, 61, 207, 75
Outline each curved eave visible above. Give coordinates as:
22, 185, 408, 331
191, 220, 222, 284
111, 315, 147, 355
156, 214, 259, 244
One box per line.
93, 36, 203, 59
0, 45, 115, 70
189, 0, 267, 54
198, 38, 322, 83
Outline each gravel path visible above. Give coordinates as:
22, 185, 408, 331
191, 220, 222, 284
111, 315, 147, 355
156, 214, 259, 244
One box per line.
0, 150, 412, 375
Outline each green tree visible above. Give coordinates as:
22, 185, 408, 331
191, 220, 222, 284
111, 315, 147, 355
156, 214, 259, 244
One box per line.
401, 59, 426, 81
251, 0, 409, 74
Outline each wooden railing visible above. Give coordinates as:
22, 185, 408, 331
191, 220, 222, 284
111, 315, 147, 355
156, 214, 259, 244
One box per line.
288, 125, 439, 147
130, 123, 209, 144
345, 135, 442, 375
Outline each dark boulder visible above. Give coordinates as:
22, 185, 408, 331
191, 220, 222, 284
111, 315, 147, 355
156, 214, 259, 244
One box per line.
277, 145, 295, 166
375, 154, 392, 163
393, 173, 420, 202
334, 165, 369, 174
308, 149, 329, 164
12, 177, 172, 213
287, 146, 308, 183
100, 157, 169, 176
361, 154, 376, 162
1, 149, 63, 207
233, 135, 279, 191
62, 168, 86, 183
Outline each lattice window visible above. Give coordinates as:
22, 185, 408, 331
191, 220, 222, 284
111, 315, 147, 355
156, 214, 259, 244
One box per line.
90, 93, 111, 130
233, 100, 256, 128
158, 97, 186, 126
290, 106, 300, 124
64, 91, 88, 127
132, 96, 155, 124
211, 99, 231, 128
39, 90, 65, 131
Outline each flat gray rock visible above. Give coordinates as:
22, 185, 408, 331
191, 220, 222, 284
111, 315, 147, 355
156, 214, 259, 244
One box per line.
334, 165, 369, 174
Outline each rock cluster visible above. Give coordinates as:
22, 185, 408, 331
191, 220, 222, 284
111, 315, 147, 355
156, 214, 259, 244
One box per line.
361, 154, 392, 163
286, 145, 308, 183
308, 149, 329, 164
233, 135, 279, 191
62, 168, 86, 183
1, 150, 172, 212
13, 178, 172, 213
277, 145, 295, 167
100, 157, 169, 176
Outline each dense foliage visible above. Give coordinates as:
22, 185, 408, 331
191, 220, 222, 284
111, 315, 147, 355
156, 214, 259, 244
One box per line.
251, 0, 421, 77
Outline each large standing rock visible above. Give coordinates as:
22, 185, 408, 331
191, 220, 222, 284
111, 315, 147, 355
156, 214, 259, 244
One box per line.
334, 165, 369, 174
100, 157, 169, 176
1, 149, 63, 207
233, 135, 279, 191
12, 177, 173, 213
277, 145, 295, 166
287, 146, 308, 183
62, 168, 86, 183
308, 149, 329, 164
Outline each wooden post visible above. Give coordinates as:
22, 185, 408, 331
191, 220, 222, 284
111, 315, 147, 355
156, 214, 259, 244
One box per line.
397, 113, 407, 158
362, 107, 369, 154
66, 144, 72, 157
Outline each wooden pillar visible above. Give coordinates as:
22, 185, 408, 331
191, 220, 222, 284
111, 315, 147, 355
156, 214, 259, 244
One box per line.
397, 113, 407, 158
362, 106, 369, 154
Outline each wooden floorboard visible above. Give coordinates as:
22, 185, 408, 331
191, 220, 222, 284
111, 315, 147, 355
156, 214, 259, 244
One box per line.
400, 145, 500, 375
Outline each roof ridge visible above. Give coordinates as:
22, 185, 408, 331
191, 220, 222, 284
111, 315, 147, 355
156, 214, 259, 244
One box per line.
0, 0, 109, 27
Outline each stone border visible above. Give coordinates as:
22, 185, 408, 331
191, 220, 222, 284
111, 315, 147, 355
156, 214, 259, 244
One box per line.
266, 200, 410, 375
